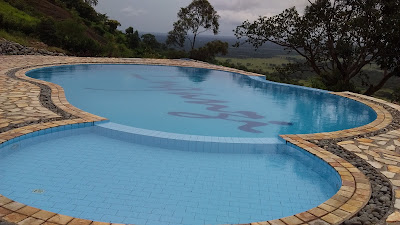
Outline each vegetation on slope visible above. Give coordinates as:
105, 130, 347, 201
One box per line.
0, 0, 179, 57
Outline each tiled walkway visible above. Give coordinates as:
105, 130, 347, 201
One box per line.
0, 55, 399, 225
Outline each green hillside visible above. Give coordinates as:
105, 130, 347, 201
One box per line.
0, 0, 170, 57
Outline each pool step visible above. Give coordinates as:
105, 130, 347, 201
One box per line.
94, 122, 285, 154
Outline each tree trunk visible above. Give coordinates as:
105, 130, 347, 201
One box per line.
363, 69, 395, 96
191, 34, 197, 51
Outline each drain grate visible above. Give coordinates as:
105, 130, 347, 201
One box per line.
32, 189, 44, 194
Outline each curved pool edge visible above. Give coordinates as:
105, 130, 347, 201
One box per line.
1, 56, 397, 225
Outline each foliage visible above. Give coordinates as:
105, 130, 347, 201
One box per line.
0, 29, 32, 46
125, 27, 140, 49
141, 33, 160, 50
83, 0, 98, 7
190, 40, 228, 62
61, 0, 99, 22
166, 0, 219, 50
54, 19, 101, 56
271, 63, 305, 83
106, 19, 121, 32
3, 0, 34, 12
0, 0, 39, 34
392, 88, 400, 103
164, 49, 188, 59
235, 0, 400, 95
365, 1, 400, 95
37, 18, 58, 45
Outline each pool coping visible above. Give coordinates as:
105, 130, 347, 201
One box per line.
1, 57, 397, 225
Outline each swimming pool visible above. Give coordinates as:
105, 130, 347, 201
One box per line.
0, 63, 375, 224
27, 64, 376, 138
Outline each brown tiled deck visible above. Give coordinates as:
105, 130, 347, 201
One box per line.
0, 55, 399, 225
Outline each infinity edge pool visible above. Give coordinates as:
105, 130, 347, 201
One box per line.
0, 59, 381, 225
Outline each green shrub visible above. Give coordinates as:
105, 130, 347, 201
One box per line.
189, 40, 228, 62
37, 18, 59, 46
0, 1, 39, 34
308, 76, 328, 90
392, 88, 400, 103
54, 19, 101, 56
165, 49, 188, 59
92, 24, 105, 35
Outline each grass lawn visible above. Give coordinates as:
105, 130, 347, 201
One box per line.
217, 56, 301, 73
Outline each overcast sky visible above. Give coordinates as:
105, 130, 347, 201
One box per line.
95, 0, 309, 36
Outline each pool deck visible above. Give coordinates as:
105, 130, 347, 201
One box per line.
0, 55, 399, 225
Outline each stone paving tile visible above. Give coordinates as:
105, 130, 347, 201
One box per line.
338, 130, 400, 221
0, 55, 399, 225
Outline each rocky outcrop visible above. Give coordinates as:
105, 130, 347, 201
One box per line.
0, 39, 65, 56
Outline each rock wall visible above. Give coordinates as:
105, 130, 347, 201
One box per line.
0, 39, 65, 56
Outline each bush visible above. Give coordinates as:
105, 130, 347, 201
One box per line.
165, 49, 188, 59
189, 40, 228, 62
37, 18, 59, 46
392, 88, 400, 103
54, 19, 101, 56
141, 33, 161, 50
92, 24, 105, 36
308, 76, 328, 90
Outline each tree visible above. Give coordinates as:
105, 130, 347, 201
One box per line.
364, 1, 400, 95
106, 19, 121, 32
37, 18, 59, 46
190, 40, 228, 62
235, 0, 400, 95
141, 34, 160, 49
83, 0, 98, 7
166, 0, 220, 50
125, 27, 140, 49
62, 0, 99, 21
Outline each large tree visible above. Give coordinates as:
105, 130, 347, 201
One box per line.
125, 27, 140, 49
235, 0, 400, 95
166, 0, 220, 50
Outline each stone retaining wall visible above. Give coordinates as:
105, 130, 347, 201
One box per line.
0, 39, 65, 56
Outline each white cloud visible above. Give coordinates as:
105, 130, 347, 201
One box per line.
121, 6, 147, 17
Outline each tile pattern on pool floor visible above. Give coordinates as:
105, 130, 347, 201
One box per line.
0, 127, 339, 225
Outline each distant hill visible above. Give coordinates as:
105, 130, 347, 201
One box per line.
152, 33, 292, 58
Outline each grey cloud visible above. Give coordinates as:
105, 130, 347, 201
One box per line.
211, 0, 264, 11
121, 6, 147, 17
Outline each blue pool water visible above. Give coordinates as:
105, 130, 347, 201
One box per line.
0, 63, 372, 224
27, 64, 376, 137
0, 127, 340, 225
